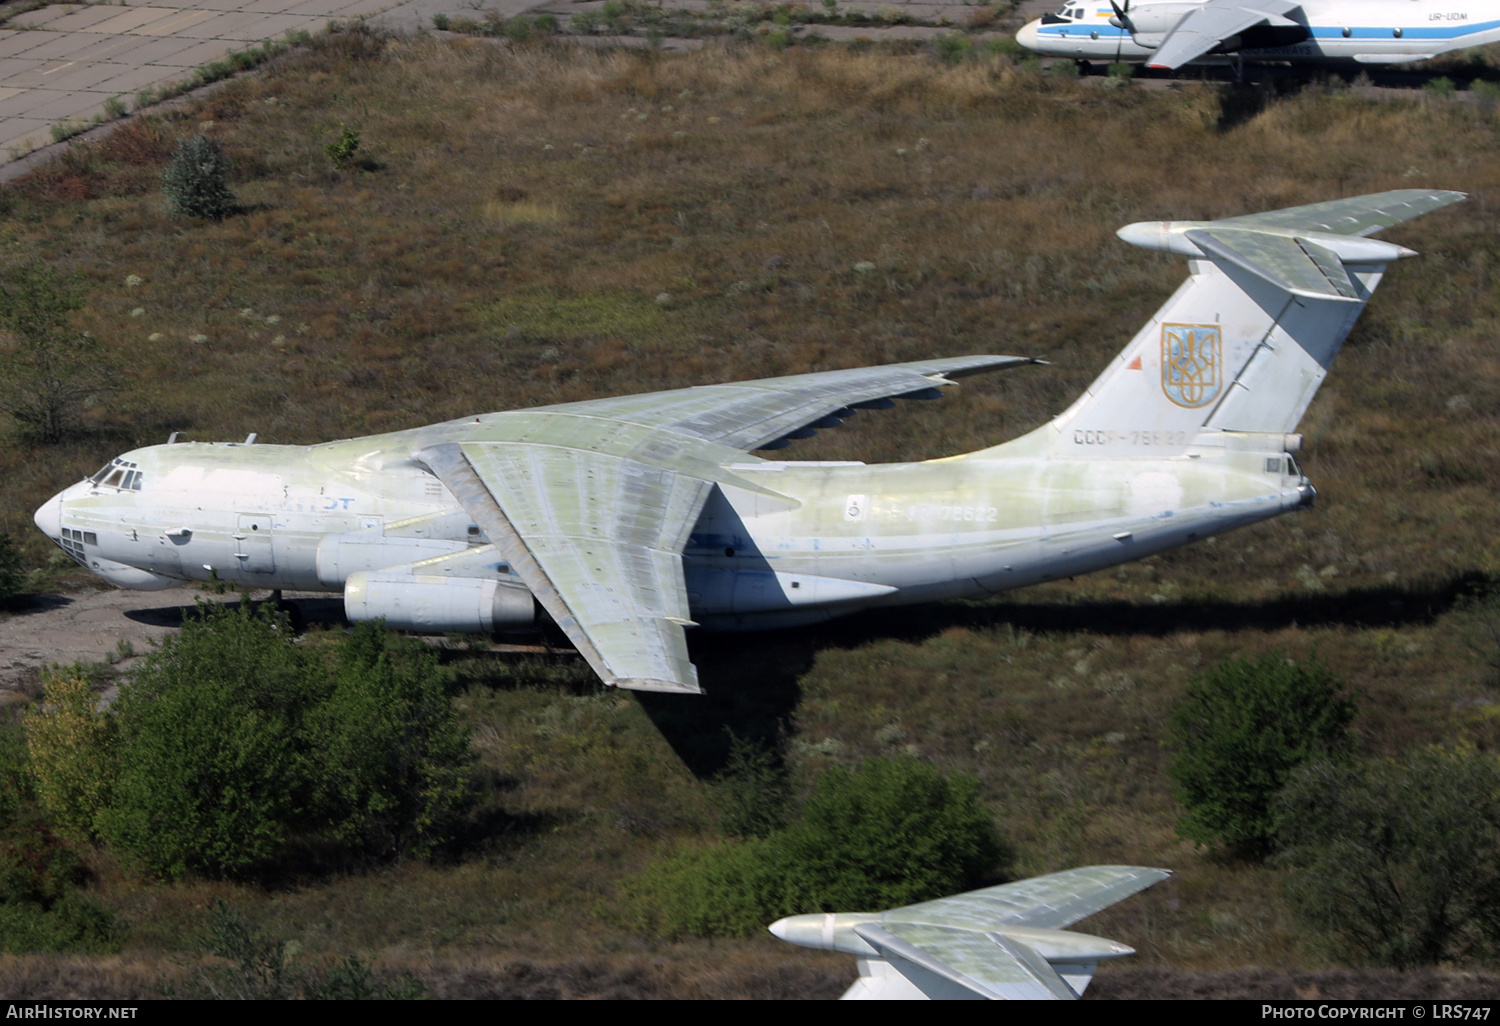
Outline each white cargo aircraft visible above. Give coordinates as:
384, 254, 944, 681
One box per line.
33, 190, 1461, 695
1017, 0, 1500, 70
770, 865, 1170, 999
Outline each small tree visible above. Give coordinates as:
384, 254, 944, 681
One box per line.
304, 623, 473, 859
1276, 746, 1500, 967
0, 534, 22, 603
98, 604, 316, 879
0, 262, 112, 444
773, 756, 1005, 912
24, 670, 116, 841
161, 134, 236, 221
620, 756, 1007, 937
1168, 654, 1355, 856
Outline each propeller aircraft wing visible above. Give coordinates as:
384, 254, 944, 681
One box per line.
1146, 0, 1300, 69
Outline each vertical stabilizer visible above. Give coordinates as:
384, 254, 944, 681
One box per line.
1047, 190, 1463, 458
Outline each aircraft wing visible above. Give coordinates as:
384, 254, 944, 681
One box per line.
1146, 0, 1300, 70
852, 922, 1079, 1000
418, 441, 712, 693
889, 865, 1172, 931
531, 355, 1034, 452
415, 357, 1033, 692
1214, 189, 1467, 238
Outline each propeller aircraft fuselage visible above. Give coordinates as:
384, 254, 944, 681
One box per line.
1018, 0, 1500, 70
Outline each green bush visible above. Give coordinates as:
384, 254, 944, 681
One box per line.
0, 533, 22, 603
505, 15, 533, 43
1424, 76, 1456, 98
622, 757, 1006, 937
25, 669, 116, 841
161, 134, 236, 221
711, 737, 790, 839
99, 604, 314, 879
0, 816, 119, 954
325, 124, 360, 170
1276, 746, 1500, 967
97, 605, 475, 879
935, 33, 972, 65
304, 623, 473, 859
1168, 654, 1355, 856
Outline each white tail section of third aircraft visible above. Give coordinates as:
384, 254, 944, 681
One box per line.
1049, 189, 1464, 458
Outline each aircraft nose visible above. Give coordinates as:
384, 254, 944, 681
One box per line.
1016, 20, 1041, 51
33, 493, 62, 540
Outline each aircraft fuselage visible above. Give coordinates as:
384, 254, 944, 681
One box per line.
37, 418, 1308, 631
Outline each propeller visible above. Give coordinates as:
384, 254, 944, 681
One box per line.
1109, 0, 1134, 64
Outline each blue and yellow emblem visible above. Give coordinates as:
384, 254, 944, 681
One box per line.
1161, 324, 1222, 409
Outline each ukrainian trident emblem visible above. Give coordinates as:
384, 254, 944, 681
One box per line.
1161, 324, 1222, 409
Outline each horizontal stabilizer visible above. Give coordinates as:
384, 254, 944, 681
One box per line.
770, 866, 1170, 1000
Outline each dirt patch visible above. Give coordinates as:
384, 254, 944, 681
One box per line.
0, 586, 339, 690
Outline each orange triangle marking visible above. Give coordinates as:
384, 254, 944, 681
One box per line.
1126, 355, 1142, 370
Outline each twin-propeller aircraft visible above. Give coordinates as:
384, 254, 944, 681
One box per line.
34, 190, 1462, 695
1018, 0, 1500, 70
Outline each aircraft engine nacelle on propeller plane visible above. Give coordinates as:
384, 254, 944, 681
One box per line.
34, 190, 1463, 695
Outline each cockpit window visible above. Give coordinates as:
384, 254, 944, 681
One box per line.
89, 458, 143, 491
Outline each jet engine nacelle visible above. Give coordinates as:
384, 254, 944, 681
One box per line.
344, 571, 535, 633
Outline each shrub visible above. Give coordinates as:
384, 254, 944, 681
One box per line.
0, 261, 114, 444
25, 670, 116, 841
0, 812, 119, 955
1276, 746, 1500, 967
96, 605, 476, 878
325, 124, 360, 170
622, 757, 1006, 937
505, 15, 533, 43
0, 533, 22, 603
773, 756, 1005, 911
304, 623, 473, 859
161, 134, 236, 221
1168, 654, 1355, 856
432, 12, 450, 30
99, 604, 314, 879
935, 33, 972, 65
1424, 76, 1456, 98
711, 736, 790, 839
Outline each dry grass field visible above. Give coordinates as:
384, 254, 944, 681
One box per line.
2, 27, 1500, 997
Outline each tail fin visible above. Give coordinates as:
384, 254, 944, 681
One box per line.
1050, 189, 1464, 457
